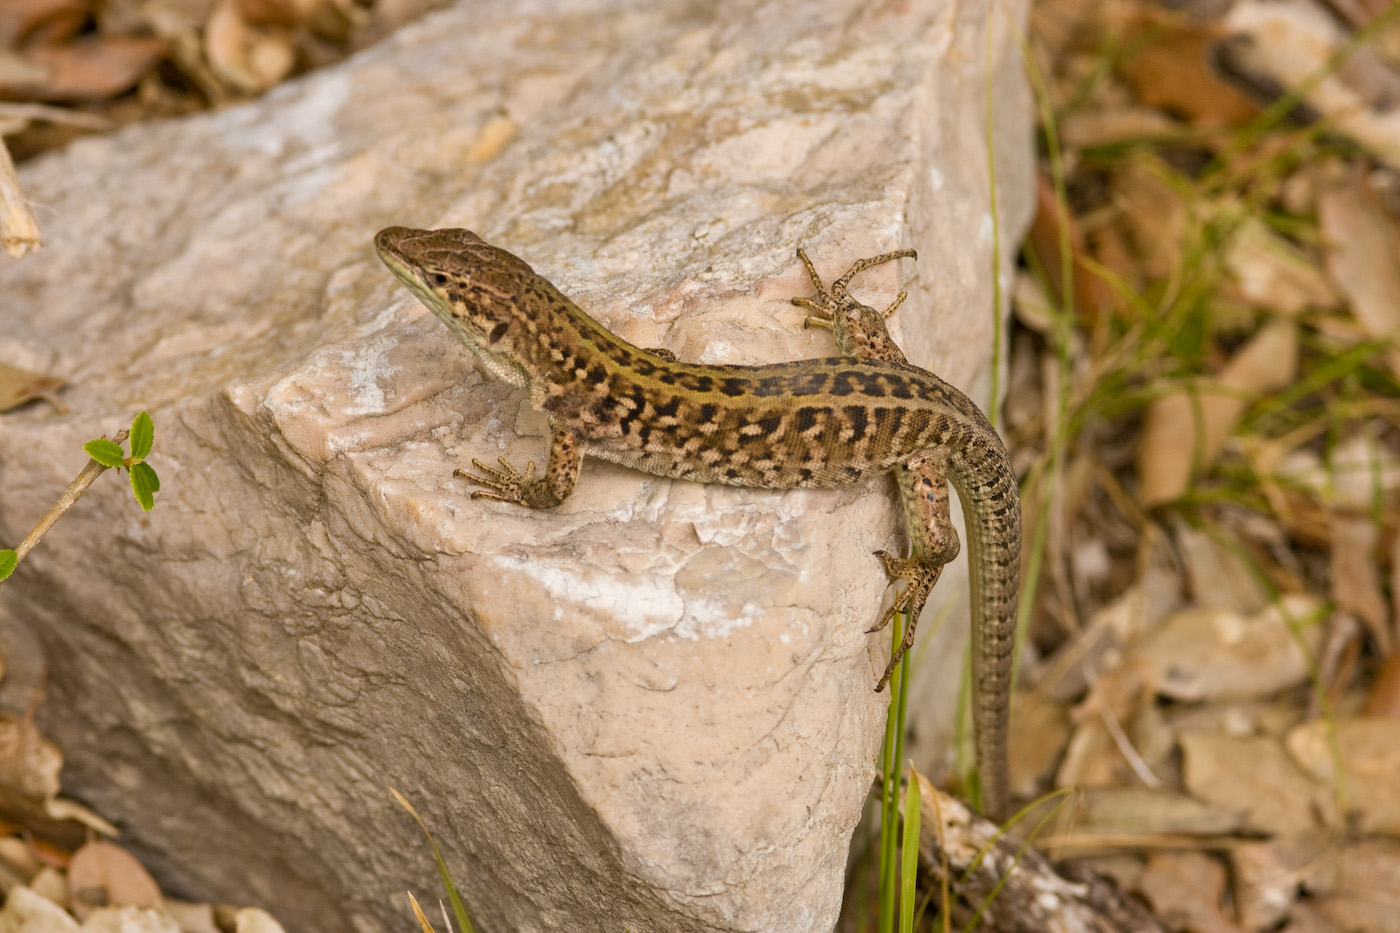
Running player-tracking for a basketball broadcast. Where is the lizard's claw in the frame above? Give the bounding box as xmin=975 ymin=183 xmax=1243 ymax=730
xmin=869 ymin=551 xmax=941 ymax=632
xmin=790 ymin=296 xmax=836 ymax=331
xmin=455 ymin=456 xmax=536 ymax=504
xmin=869 ymin=549 xmax=945 ymax=692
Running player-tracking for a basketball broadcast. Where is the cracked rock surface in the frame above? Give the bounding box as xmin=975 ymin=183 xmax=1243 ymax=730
xmin=0 ymin=0 xmax=1031 ymax=930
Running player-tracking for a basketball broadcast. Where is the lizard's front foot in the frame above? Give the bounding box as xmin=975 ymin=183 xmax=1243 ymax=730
xmin=870 ymin=549 xmax=944 ymax=692
xmin=455 ymin=457 xmax=536 ymax=504
xmin=790 ymin=297 xmax=837 ymax=332
xmin=790 ymin=247 xmax=838 ymax=330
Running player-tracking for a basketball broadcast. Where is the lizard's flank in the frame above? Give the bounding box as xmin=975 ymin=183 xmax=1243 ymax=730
xmin=374 ymin=225 xmax=1021 ymax=820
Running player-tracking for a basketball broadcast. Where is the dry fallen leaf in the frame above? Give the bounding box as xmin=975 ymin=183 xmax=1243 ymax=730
xmin=1029 ymin=0 xmax=1105 ymax=62
xmin=1243 ymin=438 xmax=1333 ymax=549
xmin=1365 ymin=653 xmax=1400 ymax=717
xmin=1128 ymin=593 xmax=1324 ymax=702
xmin=1058 ymin=786 xmax=1244 ymax=838
xmin=95 ymin=0 xmax=217 ymax=40
xmin=0 ymin=100 xmax=114 ymax=136
xmin=1286 ymin=718 xmax=1400 ymax=836
xmin=1223 ymin=217 xmax=1340 ymax=316
xmin=1020 ymin=1 xmax=1400 ymax=931
xmin=1137 ymin=320 xmax=1298 ymax=507
xmin=29 ymin=865 xmax=69 ymax=909
xmin=0 ymin=37 xmax=170 ymax=101
xmin=1176 ymin=522 xmax=1271 ymax=615
xmin=239 ymin=0 xmax=305 ymax=29
xmin=0 ymin=0 xmax=90 ymax=49
xmin=1329 ymin=512 xmax=1391 ymax=653
xmin=0 ymin=713 xmax=62 ymax=808
xmin=1307 ymin=840 xmax=1400 ymax=933
xmin=67 ymin=840 xmax=162 ymax=922
xmin=1179 ymin=731 xmax=1328 ymax=835
xmin=1034 ymin=539 xmax=1186 ymax=704
xmin=1115 ymin=19 xmax=1259 ymax=128
xmin=350 ymin=0 xmax=446 ymax=48
xmin=0 ymin=49 xmax=50 ymax=88
xmin=1007 ymin=694 xmax=1072 ymax=800
xmin=1318 ymin=169 xmax=1400 ymax=382
xmin=0 ymin=360 xmax=64 ymax=411
xmin=1057 ymin=665 xmax=1161 ymax=790
xmin=1137 ymin=850 xmax=1244 ymax=933
xmin=1282 ymin=901 xmax=1346 ymax=933
xmin=205 ymin=0 xmax=294 ymax=94
xmin=0 ymin=833 xmax=41 ymax=878
xmin=1327 ymin=430 xmax=1397 ymax=652
xmin=1229 ymin=831 xmax=1336 ymax=931
xmin=0 ymin=711 xmax=116 ymax=843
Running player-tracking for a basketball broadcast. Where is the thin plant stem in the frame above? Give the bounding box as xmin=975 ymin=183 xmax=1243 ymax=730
xmin=9 ymin=429 xmax=128 ymax=570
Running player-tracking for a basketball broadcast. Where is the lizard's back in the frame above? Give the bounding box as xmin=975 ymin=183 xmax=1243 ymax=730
xmin=540 ymin=351 xmax=1001 ymax=490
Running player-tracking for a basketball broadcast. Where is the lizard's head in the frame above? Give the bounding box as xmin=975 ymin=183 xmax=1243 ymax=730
xmin=374 ymin=226 xmax=537 ymax=386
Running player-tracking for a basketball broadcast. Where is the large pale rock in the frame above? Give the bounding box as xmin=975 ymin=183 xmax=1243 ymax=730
xmin=0 ymin=0 xmax=1031 ymax=931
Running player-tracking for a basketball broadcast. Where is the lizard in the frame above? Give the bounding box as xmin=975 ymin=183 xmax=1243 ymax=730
xmin=373 ymin=226 xmax=1022 ymax=819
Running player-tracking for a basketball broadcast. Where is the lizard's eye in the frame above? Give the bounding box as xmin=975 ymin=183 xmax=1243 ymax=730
xmin=431 ymin=273 xmax=450 ymax=286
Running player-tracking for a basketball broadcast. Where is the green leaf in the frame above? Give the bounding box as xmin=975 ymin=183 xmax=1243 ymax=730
xmin=84 ymin=438 xmax=126 ymax=468
xmin=130 ymin=462 xmax=160 ymax=511
xmin=129 ymin=411 xmax=154 ymax=460
xmin=0 ymin=550 xmax=15 ymax=582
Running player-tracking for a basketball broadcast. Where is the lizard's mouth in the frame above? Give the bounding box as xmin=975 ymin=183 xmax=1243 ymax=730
xmin=374 ymin=231 xmax=439 ymax=308
xmin=373 ymin=227 xmax=421 ymax=275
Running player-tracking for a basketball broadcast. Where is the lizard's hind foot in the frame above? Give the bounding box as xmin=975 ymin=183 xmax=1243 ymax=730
xmin=870 ymin=550 xmax=944 ymax=692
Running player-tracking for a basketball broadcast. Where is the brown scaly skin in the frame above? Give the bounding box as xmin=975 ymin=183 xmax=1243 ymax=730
xmin=374 ymin=226 xmax=1022 ymax=819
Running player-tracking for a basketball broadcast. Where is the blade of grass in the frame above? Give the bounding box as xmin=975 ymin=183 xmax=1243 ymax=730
xmin=878 ymin=611 xmax=911 ymax=933
xmin=392 ymin=787 xmax=477 ymax=933
xmin=407 ymin=893 xmax=441 ymax=933
xmin=899 ymin=761 xmax=922 ymax=933
xmin=985 ymin=12 xmax=1006 ymax=430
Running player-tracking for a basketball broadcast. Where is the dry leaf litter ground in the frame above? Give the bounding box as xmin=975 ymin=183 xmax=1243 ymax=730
xmin=5 ymin=0 xmax=1400 ymax=931
xmin=841 ymin=0 xmax=1400 ymax=929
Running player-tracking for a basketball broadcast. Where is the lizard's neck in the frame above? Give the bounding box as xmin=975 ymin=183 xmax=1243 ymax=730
xmin=510 ymin=279 xmax=663 ymax=391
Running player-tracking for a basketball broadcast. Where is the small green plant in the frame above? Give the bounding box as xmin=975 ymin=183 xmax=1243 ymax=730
xmin=82 ymin=411 xmax=160 ymax=512
xmin=0 ymin=411 xmax=161 ymax=583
